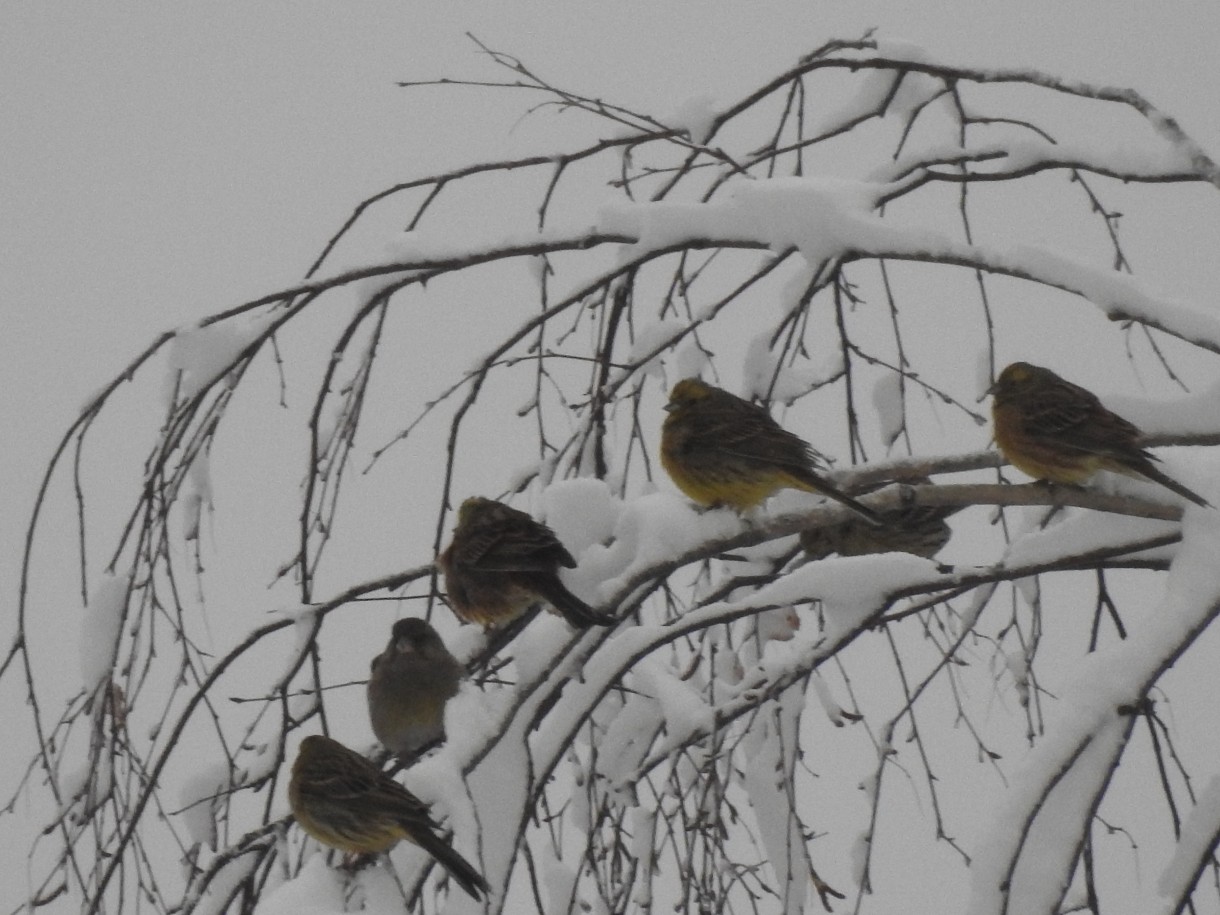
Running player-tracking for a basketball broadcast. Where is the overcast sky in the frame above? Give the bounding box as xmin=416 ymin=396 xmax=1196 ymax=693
xmin=4 ymin=4 xmax=1220 ymax=911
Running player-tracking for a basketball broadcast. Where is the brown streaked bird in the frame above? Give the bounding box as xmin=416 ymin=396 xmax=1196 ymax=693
xmin=288 ymin=734 xmax=489 ymax=900
xmin=989 ymin=361 xmax=1210 ymax=507
xmin=439 ymin=496 xmax=615 ymax=628
xmin=660 ymin=377 xmax=882 ymax=524
xmin=800 ymin=478 xmax=957 ymax=560
xmin=367 ymin=618 xmax=463 ymax=760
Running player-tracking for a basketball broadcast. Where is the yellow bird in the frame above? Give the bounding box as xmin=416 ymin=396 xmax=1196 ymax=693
xmin=660 ymin=377 xmax=882 ymax=523
xmin=989 ymin=361 xmax=1209 ymax=507
xmin=289 ymin=734 xmax=488 ymax=900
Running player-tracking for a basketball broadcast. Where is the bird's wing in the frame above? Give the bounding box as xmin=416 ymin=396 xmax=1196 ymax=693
xmin=307 ymin=753 xmax=442 ymax=830
xmin=697 ymin=400 xmax=827 ymax=473
xmin=303 ymin=759 xmax=384 ymax=806
xmin=461 ymin=520 xmax=576 ymax=572
xmin=1025 ymin=378 xmax=1145 ymax=458
xmin=380 ymin=780 xmax=442 ymax=831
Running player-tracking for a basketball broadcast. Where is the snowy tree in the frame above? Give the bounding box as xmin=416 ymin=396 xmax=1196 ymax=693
xmin=9 ymin=34 xmax=1220 ymax=915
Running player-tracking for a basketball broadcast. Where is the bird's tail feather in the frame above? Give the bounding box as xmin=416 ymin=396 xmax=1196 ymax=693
xmin=416 ymin=831 xmax=489 ymax=901
xmin=1135 ymin=462 xmax=1211 ymax=508
xmin=821 ymin=486 xmax=884 ymax=526
xmin=536 ymin=578 xmax=616 ymax=628
xmin=794 ymin=473 xmax=884 ymax=527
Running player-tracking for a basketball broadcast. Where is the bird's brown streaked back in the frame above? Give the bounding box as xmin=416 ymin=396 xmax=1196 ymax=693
xmin=990 ymin=361 xmax=1210 ymax=508
xmin=661 ymin=377 xmax=883 ymax=524
xmin=439 ymin=497 xmax=615 ymax=628
xmin=289 ymin=734 xmax=489 ymax=900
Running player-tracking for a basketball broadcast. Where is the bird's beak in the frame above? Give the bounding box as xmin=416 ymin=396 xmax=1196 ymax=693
xmin=977 ymin=380 xmax=998 ymax=404
xmin=663 ymin=401 xmax=678 ymax=413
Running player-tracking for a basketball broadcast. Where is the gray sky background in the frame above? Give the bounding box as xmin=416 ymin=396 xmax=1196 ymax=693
xmin=4 ymin=3 xmax=1220 ymax=910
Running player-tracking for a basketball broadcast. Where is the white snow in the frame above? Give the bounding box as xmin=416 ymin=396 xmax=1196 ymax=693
xmin=665 ymin=93 xmax=719 ymax=146
xmin=741 ymin=686 xmax=810 ymax=915
xmin=740 ymin=332 xmax=844 ymax=406
xmin=1005 ymin=134 xmax=1193 ymax=177
xmin=808 ymin=670 xmax=846 ymax=726
xmin=164 ymin=307 xmax=278 ymax=406
xmin=1156 ymin=774 xmax=1220 ymax=911
xmin=671 ymin=338 xmax=712 ymax=380
xmin=542 ymin=478 xmax=622 ymax=562
xmin=628 ymin=805 xmax=657 ymax=908
xmin=595 ymin=178 xmax=1220 ymax=355
xmin=178 ymin=763 xmax=229 ymax=850
xmin=252 ymin=855 xmax=344 ymax=915
xmin=754 ymin=605 xmax=801 ymax=644
xmin=463 ymin=699 xmax=533 ymax=902
xmin=402 ymin=752 xmax=481 ymax=846
xmin=190 ymin=854 xmax=263 ymax=915
xmin=726 ymin=552 xmax=945 ymax=646
xmin=592 ymin=493 xmax=741 ymax=602
xmin=1002 ymin=649 xmax=1030 ymax=707
xmin=531 ymin=546 xmax=951 ymax=813
xmin=79 ymin=571 xmax=130 ymax=694
xmin=1002 ymin=510 xmax=1178 ymax=570
xmin=598 ymin=687 xmax=664 ymax=788
xmin=636 ymin=660 xmax=715 ymax=745
xmin=1011 ymin=245 xmax=1220 ymax=346
xmin=974 ymin=351 xmax=994 ymax=401
xmin=711 ymin=636 xmax=744 ymax=684
xmin=965 ymin=505 xmax=1220 ymax=914
xmin=440 ymin=679 xmax=506 ymax=763
xmin=352 ymin=863 xmax=407 ymax=915
xmin=597 ymin=176 xmax=878 ymax=266
xmin=871 ymin=371 xmax=905 ymax=449
xmin=510 ymin=613 xmax=581 ymax=683
xmin=182 ymin=446 xmax=213 ymax=542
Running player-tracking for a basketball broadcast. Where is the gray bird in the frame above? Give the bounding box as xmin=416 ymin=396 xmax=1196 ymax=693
xmin=367 ymin=618 xmax=463 ymax=759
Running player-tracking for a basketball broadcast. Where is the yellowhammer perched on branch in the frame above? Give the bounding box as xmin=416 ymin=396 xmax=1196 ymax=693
xmin=439 ymin=496 xmax=615 ymax=628
xmin=989 ymin=361 xmax=1210 ymax=507
xmin=661 ymin=377 xmax=882 ymax=523
xmin=288 ymin=735 xmax=488 ymax=900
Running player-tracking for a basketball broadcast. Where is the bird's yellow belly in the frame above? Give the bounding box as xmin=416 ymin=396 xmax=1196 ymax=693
xmin=994 ymin=420 xmax=1095 ymax=485
xmin=664 ymin=450 xmax=825 ymax=510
